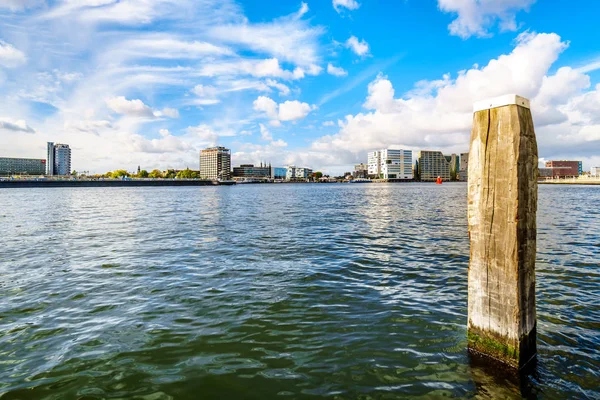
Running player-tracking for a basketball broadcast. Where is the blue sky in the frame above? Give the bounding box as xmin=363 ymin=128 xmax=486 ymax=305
xmin=0 ymin=0 xmax=599 ymax=174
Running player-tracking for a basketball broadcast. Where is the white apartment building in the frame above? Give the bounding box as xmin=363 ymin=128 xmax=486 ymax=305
xmin=200 ymin=146 xmax=231 ymax=180
xmin=591 ymin=167 xmax=600 ymax=177
xmin=286 ymin=166 xmax=313 ymax=180
xmin=368 ymin=149 xmax=413 ymax=179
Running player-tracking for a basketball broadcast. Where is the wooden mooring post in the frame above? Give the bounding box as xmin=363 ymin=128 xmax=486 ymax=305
xmin=467 ymin=94 xmax=538 ymax=369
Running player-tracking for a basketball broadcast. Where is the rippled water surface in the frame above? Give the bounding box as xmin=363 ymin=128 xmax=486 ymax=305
xmin=1 ymin=184 xmax=598 ymax=399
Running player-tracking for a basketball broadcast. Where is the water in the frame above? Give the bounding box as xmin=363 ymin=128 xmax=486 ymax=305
xmin=0 ymin=183 xmax=598 ymax=399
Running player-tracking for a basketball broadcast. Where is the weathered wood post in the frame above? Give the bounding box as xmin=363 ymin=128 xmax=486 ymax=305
xmin=467 ymin=94 xmax=538 ymax=369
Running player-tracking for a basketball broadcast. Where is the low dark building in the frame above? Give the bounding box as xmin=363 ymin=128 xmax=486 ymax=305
xmin=545 ymin=160 xmax=582 ymax=178
xmin=232 ymin=163 xmax=272 ymax=179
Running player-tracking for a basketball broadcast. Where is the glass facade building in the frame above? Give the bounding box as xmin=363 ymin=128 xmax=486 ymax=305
xmin=0 ymin=157 xmax=46 ymax=176
xmin=46 ymin=142 xmax=72 ymax=176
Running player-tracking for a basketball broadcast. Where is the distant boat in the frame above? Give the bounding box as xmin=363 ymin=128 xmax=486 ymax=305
xmin=436 ymin=176 xmax=443 ymax=185
xmin=350 ymin=178 xmax=372 ymax=183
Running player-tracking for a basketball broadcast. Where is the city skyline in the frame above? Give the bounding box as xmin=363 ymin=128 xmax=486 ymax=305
xmin=0 ymin=1 xmax=599 ymax=175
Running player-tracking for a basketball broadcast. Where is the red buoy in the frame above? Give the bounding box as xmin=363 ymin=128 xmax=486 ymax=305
xmin=436 ymin=176 xmax=443 ymax=185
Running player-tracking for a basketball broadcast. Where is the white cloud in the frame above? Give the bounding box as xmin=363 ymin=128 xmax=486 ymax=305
xmin=327 ymin=63 xmax=348 ymax=77
xmin=106 ymin=97 xmax=179 ymax=119
xmin=259 ymin=123 xmax=272 ymax=141
xmin=159 ymin=128 xmax=170 ymax=137
xmin=253 ymin=95 xmax=316 ymax=123
xmin=119 ymin=36 xmax=233 ymax=59
xmin=106 ymin=96 xmax=155 ymax=117
xmin=253 ymin=96 xmax=279 ymax=120
xmin=0 ymin=0 xmax=43 ymax=11
xmin=208 ymin=3 xmax=324 ymax=67
xmin=157 ymin=108 xmax=180 ymax=118
xmin=0 ymin=41 xmax=26 ymax=68
xmin=265 ymin=79 xmax=291 ymax=96
xmin=191 ymin=84 xmax=218 ymax=97
xmin=311 ymin=32 xmax=600 ymax=170
xmin=198 ymin=58 xmax=305 ymax=81
xmin=322 ymin=121 xmax=335 ymax=126
xmin=345 ymin=36 xmax=370 ymax=57
xmin=64 ymin=119 xmax=112 ymax=134
xmin=278 ymin=100 xmax=315 ymax=121
xmin=0 ymin=118 xmax=35 ymax=133
xmin=438 ymin=0 xmax=536 ymax=39
xmin=333 ymin=0 xmax=360 ymax=13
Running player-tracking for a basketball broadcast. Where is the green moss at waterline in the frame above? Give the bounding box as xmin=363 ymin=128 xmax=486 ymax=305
xmin=468 ymin=330 xmax=519 ymax=367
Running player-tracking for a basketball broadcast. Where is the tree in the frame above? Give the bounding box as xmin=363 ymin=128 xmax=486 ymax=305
xmin=111 ymin=169 xmax=130 ymax=179
xmin=315 ymin=171 xmax=323 ymax=180
xmin=71 ymin=170 xmax=78 ymax=177
xmin=149 ymin=169 xmax=163 ymax=179
xmin=176 ymin=168 xmax=199 ymax=179
xmin=164 ymin=170 xmax=176 ymax=179
xmin=138 ymin=169 xmax=149 ymax=178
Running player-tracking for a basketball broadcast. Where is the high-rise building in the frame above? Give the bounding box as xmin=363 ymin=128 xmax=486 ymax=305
xmin=0 ymin=157 xmax=46 ymax=176
xmin=417 ymin=150 xmax=451 ymax=181
xmin=367 ymin=149 xmax=413 ymax=179
xmin=545 ymin=160 xmax=581 ymax=178
xmin=591 ymin=167 xmax=600 ymax=177
xmin=272 ymin=167 xmax=287 ymax=180
xmin=200 ymin=146 xmax=231 ymax=180
xmin=46 ymin=142 xmax=71 ymax=176
xmin=459 ymin=152 xmax=469 ymax=182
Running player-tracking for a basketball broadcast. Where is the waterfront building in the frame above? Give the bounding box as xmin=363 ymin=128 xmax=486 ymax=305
xmin=445 ymin=154 xmax=459 ymax=180
xmin=200 ymin=146 xmax=231 ymax=180
xmin=0 ymin=157 xmax=46 ymax=176
xmin=545 ymin=160 xmax=582 ymax=178
xmin=367 ymin=149 xmax=413 ymax=179
xmin=272 ymin=167 xmax=287 ymax=180
xmin=459 ymin=152 xmax=469 ymax=181
xmin=417 ymin=150 xmax=451 ymax=181
xmin=286 ymin=166 xmax=313 ymax=180
xmin=353 ymin=163 xmax=368 ymax=178
xmin=591 ymin=167 xmax=600 ymax=177
xmin=232 ymin=163 xmax=272 ymax=180
xmin=46 ymin=142 xmax=72 ymax=176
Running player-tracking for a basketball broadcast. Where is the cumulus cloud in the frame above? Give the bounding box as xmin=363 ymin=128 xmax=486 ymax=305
xmin=327 ymin=63 xmax=348 ymax=77
xmin=253 ymin=95 xmax=316 ymax=123
xmin=64 ymin=119 xmax=113 ymax=135
xmin=333 ymin=0 xmax=360 ymax=12
xmin=322 ymin=120 xmax=335 ymax=127
xmin=106 ymin=96 xmax=179 ymax=118
xmin=311 ymin=32 xmax=600 ymax=169
xmin=0 ymin=41 xmax=26 ymax=68
xmin=279 ymin=100 xmax=315 ymax=121
xmin=0 ymin=118 xmax=35 ymax=133
xmin=345 ymin=36 xmax=370 ymax=57
xmin=438 ymin=0 xmax=536 ymax=39
xmin=265 ymin=79 xmax=291 ymax=96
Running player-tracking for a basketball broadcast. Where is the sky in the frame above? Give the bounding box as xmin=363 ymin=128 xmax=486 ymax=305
xmin=0 ymin=0 xmax=599 ymax=175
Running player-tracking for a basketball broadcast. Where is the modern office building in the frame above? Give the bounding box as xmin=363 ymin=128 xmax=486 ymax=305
xmin=417 ymin=150 xmax=451 ymax=181
xmin=272 ymin=167 xmax=287 ymax=180
xmin=591 ymin=167 xmax=600 ymax=177
xmin=232 ymin=163 xmax=272 ymax=180
xmin=368 ymin=149 xmax=413 ymax=180
xmin=459 ymin=152 xmax=469 ymax=181
xmin=200 ymin=146 xmax=231 ymax=180
xmin=46 ymin=142 xmax=72 ymax=176
xmin=353 ymin=163 xmax=368 ymax=178
xmin=286 ymin=166 xmax=313 ymax=180
xmin=544 ymin=160 xmax=582 ymax=178
xmin=0 ymin=157 xmax=46 ymax=176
